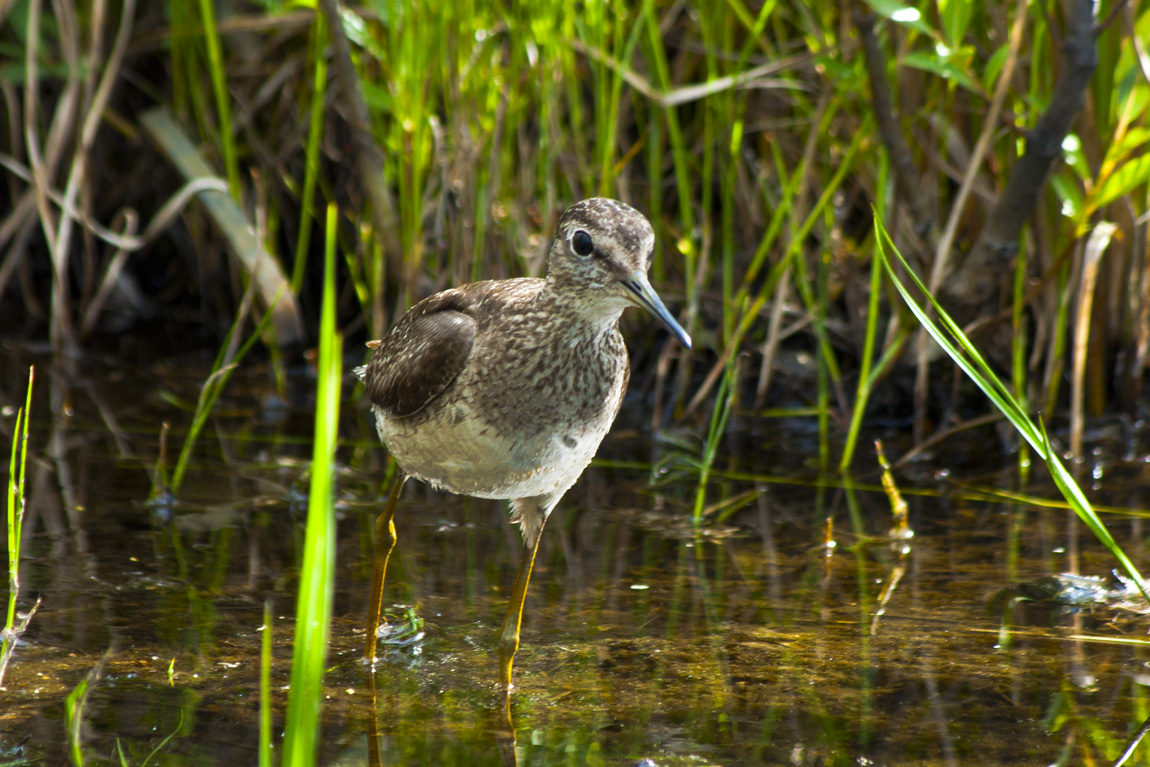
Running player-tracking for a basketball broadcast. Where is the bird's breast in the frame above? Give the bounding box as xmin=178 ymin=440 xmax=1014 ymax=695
xmin=373 ymin=328 xmax=628 ymax=500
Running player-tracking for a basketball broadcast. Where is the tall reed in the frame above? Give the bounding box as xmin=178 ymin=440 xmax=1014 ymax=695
xmin=282 ymin=204 xmax=342 ymax=766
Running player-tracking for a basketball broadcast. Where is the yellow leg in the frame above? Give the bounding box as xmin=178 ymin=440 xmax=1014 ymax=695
xmin=367 ymin=673 xmax=383 ymax=767
xmin=365 ymin=475 xmax=406 ymax=663
xmin=495 ymin=689 xmax=518 ymax=767
xmin=498 ymin=534 xmax=542 ymax=691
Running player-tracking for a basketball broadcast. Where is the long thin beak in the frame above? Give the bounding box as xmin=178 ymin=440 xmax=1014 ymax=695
xmin=621 ymin=271 xmax=692 ymax=349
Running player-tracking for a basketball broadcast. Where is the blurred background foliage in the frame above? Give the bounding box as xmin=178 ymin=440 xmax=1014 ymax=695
xmin=1 ymin=0 xmax=1149 ymax=458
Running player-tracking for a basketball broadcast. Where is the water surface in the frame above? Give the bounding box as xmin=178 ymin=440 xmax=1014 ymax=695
xmin=2 ymin=351 xmax=1150 ymax=766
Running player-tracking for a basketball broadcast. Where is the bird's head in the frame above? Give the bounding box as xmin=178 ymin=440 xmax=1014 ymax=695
xmin=547 ymin=198 xmax=691 ymax=348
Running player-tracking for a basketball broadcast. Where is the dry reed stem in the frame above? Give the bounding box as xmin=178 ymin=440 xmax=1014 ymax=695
xmin=1070 ymin=223 xmax=1116 ymax=459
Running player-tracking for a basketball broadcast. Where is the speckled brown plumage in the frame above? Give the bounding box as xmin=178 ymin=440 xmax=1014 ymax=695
xmin=356 ymin=197 xmax=690 ymax=685
xmin=358 ymin=197 xmax=690 ymax=545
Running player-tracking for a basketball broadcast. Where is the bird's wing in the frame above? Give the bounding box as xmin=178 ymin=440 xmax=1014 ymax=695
xmin=362 ymin=290 xmax=477 ymax=418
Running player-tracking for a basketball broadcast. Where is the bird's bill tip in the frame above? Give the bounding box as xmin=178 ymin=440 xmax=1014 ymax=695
xmin=622 ymin=272 xmax=692 ymax=349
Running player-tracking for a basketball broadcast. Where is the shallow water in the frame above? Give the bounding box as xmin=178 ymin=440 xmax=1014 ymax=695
xmin=3 ymin=350 xmax=1150 ymax=766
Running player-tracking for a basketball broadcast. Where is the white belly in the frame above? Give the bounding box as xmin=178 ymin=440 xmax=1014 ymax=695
xmin=373 ymin=399 xmax=609 ymax=501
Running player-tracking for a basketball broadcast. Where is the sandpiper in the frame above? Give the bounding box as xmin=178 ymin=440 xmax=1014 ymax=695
xmin=357 ymin=197 xmax=691 ymax=689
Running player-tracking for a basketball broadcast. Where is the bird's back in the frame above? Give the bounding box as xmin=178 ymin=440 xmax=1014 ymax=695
xmin=363 ymin=277 xmax=629 ymax=504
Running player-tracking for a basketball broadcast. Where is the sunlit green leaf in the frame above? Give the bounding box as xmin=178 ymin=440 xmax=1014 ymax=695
xmin=1113 ymin=62 xmax=1147 ymax=118
xmin=1091 ymin=152 xmax=1150 ymax=213
xmin=903 ymin=51 xmax=977 ymax=93
xmin=1103 ymin=127 xmax=1150 ymax=167
xmin=981 ymin=44 xmax=1011 ymax=92
xmin=939 ymin=0 xmax=974 ymax=47
xmin=861 ymin=0 xmax=933 ymax=35
xmin=361 ymin=81 xmax=393 ymax=113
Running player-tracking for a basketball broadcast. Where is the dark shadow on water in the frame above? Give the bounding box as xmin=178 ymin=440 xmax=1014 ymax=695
xmin=3 ymin=354 xmax=1150 ymax=765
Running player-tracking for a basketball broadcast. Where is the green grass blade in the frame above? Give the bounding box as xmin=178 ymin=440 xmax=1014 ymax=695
xmin=692 ymin=357 xmax=738 ymax=524
xmin=169 ymin=291 xmax=279 ymax=496
xmin=2 ymin=404 xmax=18 ymax=637
xmin=65 ymin=652 xmax=110 ymax=767
xmin=874 ymin=217 xmax=1149 ymax=601
xmin=1037 ymin=419 xmax=1145 ymax=593
xmin=259 ymin=599 xmax=273 ymax=767
xmin=291 ymin=9 xmax=329 ymax=294
xmin=282 ymin=204 xmax=342 ymax=766
xmin=137 ymin=711 xmax=186 ymax=767
xmin=196 ymin=0 xmax=240 ymax=198
xmin=3 ymin=367 xmax=33 ymax=669
xmin=877 ymin=225 xmax=1029 ymax=435
xmin=841 ymin=156 xmax=889 ymax=471
xmin=642 ymin=0 xmax=696 ymax=309
xmin=65 ymin=674 xmax=91 ymax=767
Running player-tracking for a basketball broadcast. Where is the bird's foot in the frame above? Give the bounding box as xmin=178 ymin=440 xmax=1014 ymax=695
xmin=377 ymin=605 xmax=424 ymax=646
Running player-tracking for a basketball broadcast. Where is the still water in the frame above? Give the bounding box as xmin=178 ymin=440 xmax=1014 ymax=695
xmin=3 ymin=350 xmax=1150 ymax=765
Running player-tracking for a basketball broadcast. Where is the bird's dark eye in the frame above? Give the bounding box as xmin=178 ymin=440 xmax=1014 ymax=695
xmin=571 ymin=230 xmax=594 ymax=257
